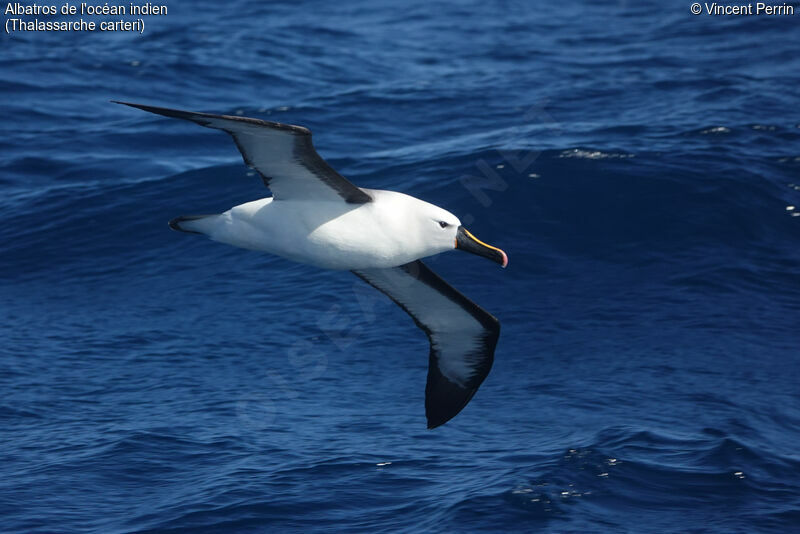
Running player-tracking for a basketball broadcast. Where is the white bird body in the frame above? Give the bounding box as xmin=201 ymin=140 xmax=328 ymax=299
xmin=189 ymin=190 xmax=461 ymax=270
xmin=117 ymin=101 xmax=507 ymax=429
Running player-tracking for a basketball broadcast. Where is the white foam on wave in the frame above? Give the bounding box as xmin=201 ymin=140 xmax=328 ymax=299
xmin=558 ymin=149 xmax=634 ymax=160
xmin=700 ymin=126 xmax=730 ymax=134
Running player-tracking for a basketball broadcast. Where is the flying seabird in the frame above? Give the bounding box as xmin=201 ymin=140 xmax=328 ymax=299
xmin=116 ymin=101 xmax=508 ymax=429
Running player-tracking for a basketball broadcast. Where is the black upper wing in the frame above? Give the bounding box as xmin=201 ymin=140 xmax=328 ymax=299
xmin=115 ymin=101 xmax=371 ymax=204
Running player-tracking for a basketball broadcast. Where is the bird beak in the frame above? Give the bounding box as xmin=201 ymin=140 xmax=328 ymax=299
xmin=455 ymin=226 xmax=508 ymax=268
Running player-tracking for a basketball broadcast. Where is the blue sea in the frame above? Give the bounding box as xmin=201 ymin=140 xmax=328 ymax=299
xmin=2 ymin=1 xmax=800 ymax=532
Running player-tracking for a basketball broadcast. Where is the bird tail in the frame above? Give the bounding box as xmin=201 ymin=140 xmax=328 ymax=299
xmin=168 ymin=214 xmax=217 ymax=235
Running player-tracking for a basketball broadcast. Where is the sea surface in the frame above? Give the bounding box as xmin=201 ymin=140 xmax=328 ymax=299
xmin=2 ymin=1 xmax=799 ymax=532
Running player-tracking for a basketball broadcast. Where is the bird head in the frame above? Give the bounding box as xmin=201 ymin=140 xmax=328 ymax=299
xmin=413 ymin=199 xmax=508 ymax=268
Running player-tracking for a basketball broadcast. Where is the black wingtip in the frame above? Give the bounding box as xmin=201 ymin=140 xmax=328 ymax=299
xmin=425 ymin=364 xmax=481 ymax=430
xmin=112 ymin=100 xmax=208 ymax=123
xmin=113 ymin=100 xmax=173 ymax=115
xmin=426 ymin=417 xmax=452 ymax=430
xmin=112 ymin=100 xmax=143 ymax=109
xmin=425 ymin=390 xmax=479 ymax=429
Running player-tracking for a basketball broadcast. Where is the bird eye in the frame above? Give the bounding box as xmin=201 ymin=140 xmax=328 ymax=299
xmin=438 ymin=221 xmax=449 ymax=228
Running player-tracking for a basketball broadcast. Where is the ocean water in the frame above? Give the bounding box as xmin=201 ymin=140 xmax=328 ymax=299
xmin=2 ymin=1 xmax=800 ymax=532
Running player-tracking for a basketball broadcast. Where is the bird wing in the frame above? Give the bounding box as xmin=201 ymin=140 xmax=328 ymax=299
xmin=352 ymin=260 xmax=500 ymax=429
xmin=114 ymin=101 xmax=372 ymax=204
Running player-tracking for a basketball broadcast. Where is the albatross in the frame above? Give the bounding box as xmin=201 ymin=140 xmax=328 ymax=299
xmin=116 ymin=101 xmax=508 ymax=429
